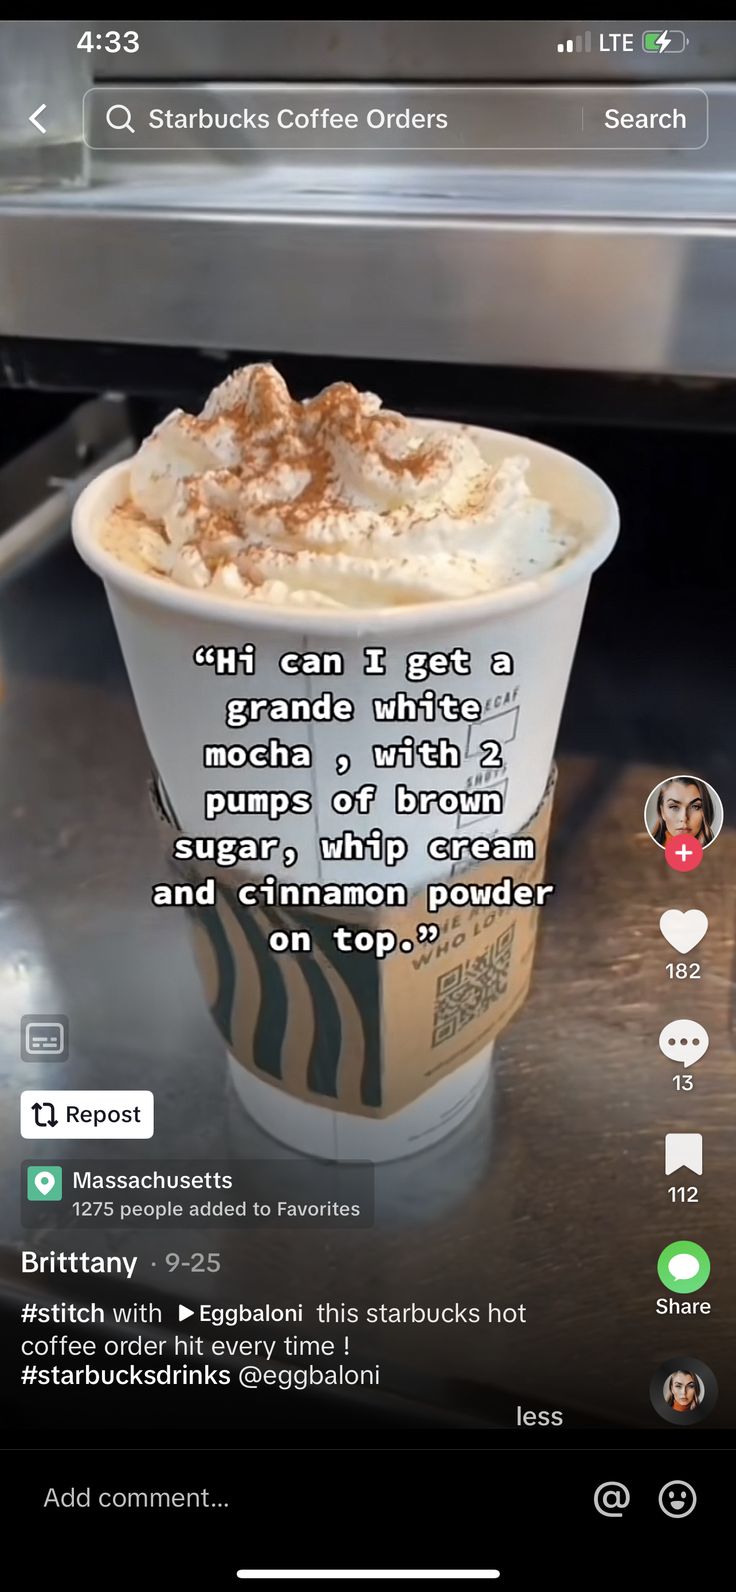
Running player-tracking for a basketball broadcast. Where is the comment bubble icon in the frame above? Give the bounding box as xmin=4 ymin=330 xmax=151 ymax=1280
xmin=669 ymin=1253 xmax=699 ymax=1281
xmin=658 ymin=1018 xmax=709 ymax=1066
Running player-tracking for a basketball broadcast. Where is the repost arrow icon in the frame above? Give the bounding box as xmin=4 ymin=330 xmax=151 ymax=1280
xmin=29 ymin=104 xmax=47 ymax=134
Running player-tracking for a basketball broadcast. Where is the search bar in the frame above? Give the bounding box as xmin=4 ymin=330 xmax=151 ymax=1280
xmin=234 ymin=1575 xmax=501 ymax=1582
xmin=83 ymin=86 xmax=709 ymax=152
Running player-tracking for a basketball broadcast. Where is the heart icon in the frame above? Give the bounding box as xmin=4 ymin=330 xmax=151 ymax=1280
xmin=659 ymin=909 xmax=708 ymax=954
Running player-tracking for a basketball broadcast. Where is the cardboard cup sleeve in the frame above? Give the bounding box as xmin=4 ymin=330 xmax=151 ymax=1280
xmin=149 ymin=767 xmax=556 ymax=1162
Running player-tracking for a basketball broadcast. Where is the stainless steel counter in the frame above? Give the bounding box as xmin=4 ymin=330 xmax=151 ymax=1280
xmin=2 ymin=83 xmax=736 ymax=376
xmin=2 ymin=530 xmax=734 ymax=1430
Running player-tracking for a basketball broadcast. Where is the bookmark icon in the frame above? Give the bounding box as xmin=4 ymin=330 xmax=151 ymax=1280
xmin=665 ymin=1133 xmax=703 ymax=1175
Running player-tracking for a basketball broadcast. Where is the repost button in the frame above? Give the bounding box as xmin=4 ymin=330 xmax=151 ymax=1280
xmin=20 ymin=1090 xmax=154 ymax=1139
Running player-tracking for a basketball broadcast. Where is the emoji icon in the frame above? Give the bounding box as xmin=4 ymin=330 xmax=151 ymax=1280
xmin=658 ymin=1481 xmax=697 ymax=1519
xmin=658 ymin=1019 xmax=709 ymax=1066
xmin=659 ymin=910 xmax=708 ymax=953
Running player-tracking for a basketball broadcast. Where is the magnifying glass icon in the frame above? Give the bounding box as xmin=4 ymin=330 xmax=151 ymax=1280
xmin=106 ymin=103 xmax=135 ymax=134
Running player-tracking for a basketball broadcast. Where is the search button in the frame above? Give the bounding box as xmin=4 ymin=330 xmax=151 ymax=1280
xmin=106 ymin=103 xmax=135 ymax=134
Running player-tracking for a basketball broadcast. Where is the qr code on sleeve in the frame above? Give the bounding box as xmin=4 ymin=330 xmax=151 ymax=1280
xmin=431 ymin=924 xmax=515 ymax=1047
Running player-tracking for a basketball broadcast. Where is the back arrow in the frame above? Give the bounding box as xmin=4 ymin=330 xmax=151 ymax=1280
xmin=29 ymin=104 xmax=47 ymax=134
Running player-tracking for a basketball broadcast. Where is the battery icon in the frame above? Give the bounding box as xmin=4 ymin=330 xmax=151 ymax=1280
xmin=642 ymin=29 xmax=687 ymax=52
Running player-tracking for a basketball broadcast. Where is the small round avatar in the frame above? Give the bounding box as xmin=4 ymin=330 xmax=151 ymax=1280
xmin=650 ymin=1357 xmax=717 ymax=1426
xmin=645 ymin=774 xmax=723 ymax=851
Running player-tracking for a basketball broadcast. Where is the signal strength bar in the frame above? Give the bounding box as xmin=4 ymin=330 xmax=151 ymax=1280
xmin=557 ymin=31 xmax=592 ymax=53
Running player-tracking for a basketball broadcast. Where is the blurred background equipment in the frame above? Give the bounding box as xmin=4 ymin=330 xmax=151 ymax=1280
xmin=0 ymin=21 xmax=90 ymax=190
xmin=1 ymin=19 xmax=736 ymax=375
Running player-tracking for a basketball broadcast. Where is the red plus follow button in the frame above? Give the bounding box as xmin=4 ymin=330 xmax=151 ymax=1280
xmin=665 ymin=833 xmax=703 ymax=872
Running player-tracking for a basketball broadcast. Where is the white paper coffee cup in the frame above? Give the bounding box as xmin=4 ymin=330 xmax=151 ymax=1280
xmin=228 ymin=1036 xmax=494 ymax=1162
xmin=72 ymin=425 xmax=618 ymax=893
xmin=73 ymin=423 xmax=617 ymax=1161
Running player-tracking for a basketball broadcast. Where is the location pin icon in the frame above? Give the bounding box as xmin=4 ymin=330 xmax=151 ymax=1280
xmin=34 ymin=1170 xmax=55 ymax=1196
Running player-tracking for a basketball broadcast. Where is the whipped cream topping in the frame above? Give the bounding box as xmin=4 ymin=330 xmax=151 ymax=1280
xmin=103 ymin=364 xmax=576 ymax=607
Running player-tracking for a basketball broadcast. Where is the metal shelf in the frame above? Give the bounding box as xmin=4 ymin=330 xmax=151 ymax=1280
xmin=1 ymin=86 xmax=736 ymax=376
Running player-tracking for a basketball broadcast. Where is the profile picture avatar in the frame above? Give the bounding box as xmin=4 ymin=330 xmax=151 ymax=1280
xmin=664 ymin=1368 xmax=704 ymax=1413
xmin=644 ymin=774 xmax=723 ymax=850
xmin=650 ymin=1355 xmax=718 ymax=1426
